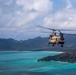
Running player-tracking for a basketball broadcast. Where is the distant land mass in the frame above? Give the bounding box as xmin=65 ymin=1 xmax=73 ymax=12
xmin=38 ymin=52 xmax=76 ymax=63
xmin=0 ymin=35 xmax=76 ymax=52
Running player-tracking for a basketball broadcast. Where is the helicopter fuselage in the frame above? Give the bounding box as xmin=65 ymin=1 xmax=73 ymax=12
xmin=48 ymin=35 xmax=64 ymax=47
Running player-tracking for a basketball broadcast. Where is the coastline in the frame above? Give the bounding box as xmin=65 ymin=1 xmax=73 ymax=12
xmin=38 ymin=52 xmax=76 ymax=63
xmin=0 ymin=51 xmax=64 ymax=53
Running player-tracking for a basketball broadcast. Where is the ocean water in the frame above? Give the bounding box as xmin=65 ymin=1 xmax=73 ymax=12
xmin=0 ymin=51 xmax=76 ymax=75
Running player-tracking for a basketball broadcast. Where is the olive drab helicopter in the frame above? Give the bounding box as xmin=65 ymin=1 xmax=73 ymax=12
xmin=37 ymin=25 xmax=76 ymax=47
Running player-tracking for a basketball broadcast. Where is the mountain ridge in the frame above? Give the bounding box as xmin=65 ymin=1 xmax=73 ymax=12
xmin=0 ymin=35 xmax=76 ymax=52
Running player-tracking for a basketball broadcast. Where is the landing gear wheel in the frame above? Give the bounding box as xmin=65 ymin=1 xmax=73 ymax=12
xmin=48 ymin=42 xmax=50 ymax=44
xmin=61 ymin=44 xmax=63 ymax=47
xmin=52 ymin=44 xmax=55 ymax=46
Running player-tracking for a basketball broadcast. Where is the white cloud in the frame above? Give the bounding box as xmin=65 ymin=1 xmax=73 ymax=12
xmin=1 ymin=0 xmax=76 ymax=39
xmin=7 ymin=0 xmax=53 ymax=30
xmin=43 ymin=0 xmax=76 ymax=30
xmin=16 ymin=0 xmax=52 ymax=12
xmin=0 ymin=0 xmax=53 ymax=32
xmin=14 ymin=0 xmax=53 ymax=30
xmin=66 ymin=0 xmax=72 ymax=9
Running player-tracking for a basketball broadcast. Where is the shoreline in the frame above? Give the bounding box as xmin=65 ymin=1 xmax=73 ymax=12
xmin=38 ymin=52 xmax=76 ymax=63
xmin=0 ymin=51 xmax=64 ymax=53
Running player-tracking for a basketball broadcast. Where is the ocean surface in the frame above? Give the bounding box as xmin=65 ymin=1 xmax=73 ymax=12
xmin=0 ymin=51 xmax=76 ymax=75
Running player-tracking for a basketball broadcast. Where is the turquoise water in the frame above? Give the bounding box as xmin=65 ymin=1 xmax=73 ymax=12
xmin=0 ymin=51 xmax=76 ymax=75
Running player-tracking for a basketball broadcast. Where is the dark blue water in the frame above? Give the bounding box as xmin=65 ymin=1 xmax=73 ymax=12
xmin=0 ymin=51 xmax=76 ymax=75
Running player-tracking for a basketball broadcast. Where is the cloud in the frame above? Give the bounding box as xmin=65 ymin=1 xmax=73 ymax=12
xmin=14 ymin=0 xmax=53 ymax=30
xmin=0 ymin=0 xmax=76 ymax=40
xmin=66 ymin=0 xmax=72 ymax=9
xmin=0 ymin=0 xmax=13 ymax=5
xmin=6 ymin=0 xmax=53 ymax=31
xmin=0 ymin=0 xmax=53 ymax=39
xmin=16 ymin=0 xmax=52 ymax=12
xmin=0 ymin=0 xmax=52 ymax=30
xmin=43 ymin=0 xmax=76 ymax=30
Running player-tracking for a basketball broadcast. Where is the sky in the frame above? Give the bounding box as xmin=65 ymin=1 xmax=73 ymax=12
xmin=0 ymin=0 xmax=76 ymax=40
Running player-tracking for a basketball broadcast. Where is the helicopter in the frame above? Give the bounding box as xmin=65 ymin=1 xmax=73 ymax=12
xmin=37 ymin=25 xmax=76 ymax=47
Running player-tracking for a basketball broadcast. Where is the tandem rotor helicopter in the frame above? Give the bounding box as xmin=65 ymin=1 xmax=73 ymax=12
xmin=37 ymin=25 xmax=76 ymax=47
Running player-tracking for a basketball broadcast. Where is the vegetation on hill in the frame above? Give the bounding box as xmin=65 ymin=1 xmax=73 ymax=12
xmin=38 ymin=52 xmax=76 ymax=63
xmin=0 ymin=35 xmax=76 ymax=51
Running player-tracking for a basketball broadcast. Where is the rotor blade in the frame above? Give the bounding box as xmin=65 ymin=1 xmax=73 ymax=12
xmin=37 ymin=25 xmax=53 ymax=30
xmin=63 ymin=33 xmax=76 ymax=35
xmin=37 ymin=25 xmax=76 ymax=31
xmin=40 ymin=30 xmax=76 ymax=35
xmin=56 ymin=29 xmax=76 ymax=31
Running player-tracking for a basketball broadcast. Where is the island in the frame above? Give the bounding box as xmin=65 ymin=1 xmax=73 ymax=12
xmin=37 ymin=52 xmax=76 ymax=63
